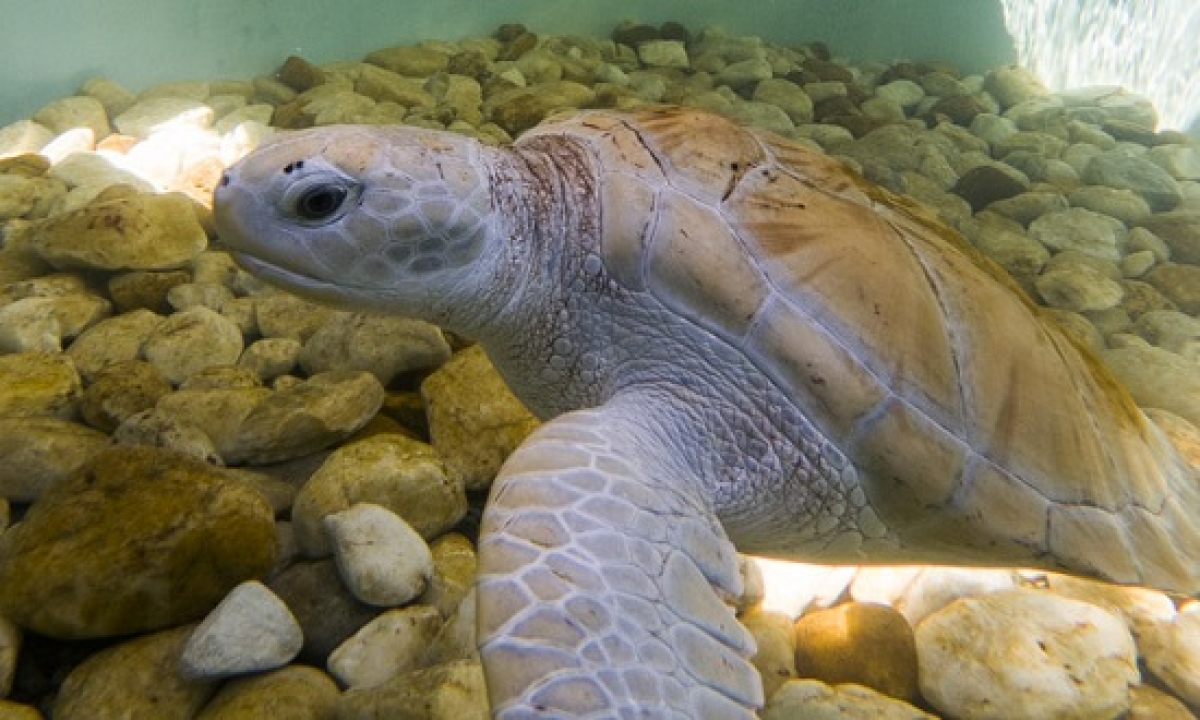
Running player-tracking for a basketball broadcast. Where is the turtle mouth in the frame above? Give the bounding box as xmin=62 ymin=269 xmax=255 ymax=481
xmin=229 ymin=251 xmax=366 ymax=307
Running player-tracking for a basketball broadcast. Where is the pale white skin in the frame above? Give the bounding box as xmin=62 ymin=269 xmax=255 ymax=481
xmin=214 ymin=108 xmax=1199 ymax=718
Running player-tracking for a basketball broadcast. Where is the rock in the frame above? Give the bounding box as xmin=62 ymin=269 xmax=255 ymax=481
xmin=349 ymin=67 xmax=432 ymax=109
xmin=253 ymin=292 xmax=337 ymax=342
xmin=0 ymin=292 xmax=111 ymax=352
xmin=224 ymin=370 xmax=385 ymax=465
xmin=113 ymin=406 xmax=223 ymax=462
xmin=267 ymin=559 xmax=381 ymax=664
xmin=365 ymin=45 xmax=450 ymax=77
xmin=180 ymin=581 xmax=302 ymax=679
xmin=142 ymin=305 xmax=245 ymax=384
xmin=196 ymin=665 xmax=340 ymax=719
xmin=276 ymin=55 xmax=326 ymax=92
xmin=32 ymin=96 xmax=111 ymax=138
xmin=107 ymin=269 xmax=191 ymax=314
xmin=793 ymin=602 xmax=919 ymax=702
xmin=875 ymin=80 xmax=924 ymax=110
xmin=1028 ymin=207 xmax=1126 ymax=262
xmin=238 ymin=337 xmax=302 ymax=382
xmin=1035 ymin=264 xmax=1124 ymax=312
xmin=419 ymin=533 xmax=478 ymax=619
xmin=485 ymin=81 xmax=595 ymax=135
xmin=65 ymin=308 xmax=164 ymax=380
xmin=328 ymin=604 xmax=443 ymax=688
xmin=915 ymin=588 xmax=1139 ymax=720
xmin=298 ymin=313 xmax=450 ymax=386
xmin=0 ymin=418 xmax=110 ymax=501
xmin=336 ymin=659 xmax=489 ymax=720
xmin=0 ymin=615 xmax=17 ymax=697
xmin=753 ymin=78 xmax=814 ymax=125
xmin=79 ymin=359 xmax=172 ymax=432
xmin=637 ymin=40 xmax=689 ymax=69
xmin=742 ymin=609 xmax=797 ymax=700
xmin=0 ymin=447 xmax=277 ymax=638
xmin=716 ymin=58 xmax=773 ymax=88
xmin=966 ymin=219 xmax=1049 ymax=279
xmin=761 ymin=679 xmax=937 ymax=720
xmin=53 ymin=625 xmax=216 ymax=720
xmin=984 ymin=66 xmax=1049 ymax=108
xmin=1136 ymin=210 xmax=1200 ymax=264
xmin=0 ymin=350 xmax=80 ymax=418
xmin=1134 ymin=310 xmax=1200 ymax=354
xmin=1044 ymin=573 xmax=1176 ymax=640
xmin=952 ymin=164 xmax=1030 ymax=212
xmin=983 ymin=191 xmax=1068 ymax=226
xmin=326 ymin=503 xmax=434 ymax=607
xmin=1083 ymin=153 xmax=1183 ymax=212
xmin=30 ymin=192 xmax=208 ymax=271
xmin=1145 ymin=263 xmax=1200 ymax=314
xmin=1140 ymin=604 xmax=1200 ymax=706
xmin=1147 ymin=144 xmax=1200 ymax=181
xmin=0 ymin=120 xmax=54 ymax=156
xmin=421 ymin=345 xmax=539 ymax=491
xmin=1068 ymin=185 xmax=1152 ymax=225
xmin=293 ymin=433 xmax=466 ymax=557
xmin=113 ymin=97 xmax=214 ymax=138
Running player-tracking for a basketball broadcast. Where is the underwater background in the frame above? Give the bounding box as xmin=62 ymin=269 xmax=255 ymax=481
xmin=0 ymin=0 xmax=1198 ymax=718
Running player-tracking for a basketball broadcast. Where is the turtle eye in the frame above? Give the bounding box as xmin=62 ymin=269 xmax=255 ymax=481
xmin=283 ymin=176 xmax=358 ymax=225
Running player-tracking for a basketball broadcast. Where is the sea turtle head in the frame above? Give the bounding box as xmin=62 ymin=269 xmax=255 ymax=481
xmin=214 ymin=125 xmax=513 ymax=327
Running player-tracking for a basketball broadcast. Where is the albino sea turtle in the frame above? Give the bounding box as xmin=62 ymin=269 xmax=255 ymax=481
xmin=214 ymin=106 xmax=1199 ymax=717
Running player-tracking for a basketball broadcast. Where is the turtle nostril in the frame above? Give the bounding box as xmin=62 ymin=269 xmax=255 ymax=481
xmin=219 ymin=174 xmax=231 ymax=187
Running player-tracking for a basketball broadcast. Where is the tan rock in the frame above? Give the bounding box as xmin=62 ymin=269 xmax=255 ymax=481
xmin=0 ymin=350 xmax=80 ymax=418
xmin=0 ymin=447 xmax=277 ymax=638
xmin=65 ymin=307 xmax=164 ymax=381
xmin=292 ymin=433 xmax=466 ymax=557
xmin=328 ymin=604 xmax=443 ymax=688
xmin=419 ymin=533 xmax=478 ymax=619
xmin=794 ymin=602 xmax=920 ymax=703
xmin=53 ymin=625 xmax=216 ymax=720
xmin=743 ymin=608 xmax=797 ymax=700
xmin=422 ymin=345 xmax=539 ymax=491
xmin=30 ymin=192 xmax=207 ymax=272
xmin=762 ymin=679 xmax=936 ymax=720
xmin=226 ymin=370 xmax=385 ymax=465
xmin=0 ymin=418 xmax=110 ymax=501
xmin=336 ymin=659 xmax=488 ymax=720
xmin=32 ymin=96 xmax=110 ymax=138
xmin=78 ymin=359 xmax=172 ymax=432
xmin=142 ymin=305 xmax=244 ymax=385
xmin=0 ymin=615 xmax=18 ymax=697
xmin=298 ymin=312 xmax=450 ymax=386
xmin=196 ymin=665 xmax=340 ymax=719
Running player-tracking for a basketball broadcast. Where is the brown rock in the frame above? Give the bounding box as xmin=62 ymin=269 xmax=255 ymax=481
xmin=421 ymin=345 xmax=539 ymax=491
xmin=953 ymin=165 xmax=1031 ymax=212
xmin=53 ymin=625 xmax=216 ymax=720
xmin=794 ymin=602 xmax=920 ymax=702
xmin=268 ymin=559 xmax=381 ymax=664
xmin=1145 ymin=263 xmax=1200 ymax=315
xmin=277 ymin=55 xmax=326 ymax=92
xmin=0 ymin=350 xmax=80 ymax=418
xmin=79 ymin=359 xmax=172 ymax=432
xmin=197 ymin=664 xmax=340 ymax=719
xmin=0 ymin=447 xmax=277 ymax=638
xmin=0 ymin=418 xmax=110 ymax=501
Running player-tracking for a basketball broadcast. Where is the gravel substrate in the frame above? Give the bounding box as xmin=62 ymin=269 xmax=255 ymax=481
xmin=0 ymin=20 xmax=1198 ymax=719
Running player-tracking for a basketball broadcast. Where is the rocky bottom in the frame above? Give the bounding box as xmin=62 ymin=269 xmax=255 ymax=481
xmin=0 ymin=18 xmax=1198 ymax=720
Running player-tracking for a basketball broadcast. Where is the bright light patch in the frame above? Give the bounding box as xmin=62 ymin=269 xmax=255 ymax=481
xmin=1000 ymin=0 xmax=1200 ymax=133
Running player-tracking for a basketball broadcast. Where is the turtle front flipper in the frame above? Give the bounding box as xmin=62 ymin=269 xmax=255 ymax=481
xmin=477 ymin=403 xmax=763 ymax=718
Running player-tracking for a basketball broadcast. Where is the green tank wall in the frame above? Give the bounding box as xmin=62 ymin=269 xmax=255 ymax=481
xmin=0 ymin=0 xmax=1016 ymax=125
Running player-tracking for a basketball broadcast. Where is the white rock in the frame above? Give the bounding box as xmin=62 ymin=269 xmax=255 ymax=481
xmin=856 ymin=566 xmax=1018 ymax=627
xmin=1141 ymin=603 xmax=1200 ymax=706
xmin=328 ymin=604 xmax=443 ymax=688
xmin=916 ymin=588 xmax=1139 ymax=720
xmin=762 ymin=679 xmax=937 ymax=720
xmin=0 ymin=293 xmax=112 ymax=353
xmin=180 ymin=580 xmax=303 ymax=679
xmin=326 ymin=503 xmax=434 ymax=607
xmin=113 ymin=97 xmax=214 ymax=138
